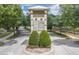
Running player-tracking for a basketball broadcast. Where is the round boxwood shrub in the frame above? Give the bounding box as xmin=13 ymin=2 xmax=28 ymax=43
xmin=29 ymin=31 xmax=39 ymax=48
xmin=39 ymin=30 xmax=51 ymax=48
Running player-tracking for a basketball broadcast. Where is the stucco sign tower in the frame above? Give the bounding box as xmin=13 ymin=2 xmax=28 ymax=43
xmin=29 ymin=6 xmax=48 ymax=33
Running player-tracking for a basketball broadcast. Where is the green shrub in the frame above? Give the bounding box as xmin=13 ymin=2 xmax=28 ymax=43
xmin=39 ymin=30 xmax=51 ymax=48
xmin=29 ymin=31 xmax=39 ymax=48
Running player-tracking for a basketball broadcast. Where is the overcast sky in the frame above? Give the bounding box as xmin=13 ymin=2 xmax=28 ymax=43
xmin=20 ymin=4 xmax=61 ymax=15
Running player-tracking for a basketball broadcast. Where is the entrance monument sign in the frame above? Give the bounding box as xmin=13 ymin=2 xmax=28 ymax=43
xmin=29 ymin=6 xmax=48 ymax=33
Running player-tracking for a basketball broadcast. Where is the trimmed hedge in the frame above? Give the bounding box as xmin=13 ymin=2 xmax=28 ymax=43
xmin=29 ymin=31 xmax=39 ymax=48
xmin=39 ymin=30 xmax=51 ymax=48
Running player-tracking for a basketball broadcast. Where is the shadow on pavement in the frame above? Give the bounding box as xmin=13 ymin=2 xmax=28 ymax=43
xmin=21 ymin=40 xmax=28 ymax=45
xmin=53 ymin=39 xmax=79 ymax=48
xmin=4 ymin=40 xmax=17 ymax=46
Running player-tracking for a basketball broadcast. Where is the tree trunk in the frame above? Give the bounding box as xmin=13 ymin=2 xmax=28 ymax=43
xmin=12 ymin=27 xmax=16 ymax=35
xmin=16 ymin=27 xmax=20 ymax=34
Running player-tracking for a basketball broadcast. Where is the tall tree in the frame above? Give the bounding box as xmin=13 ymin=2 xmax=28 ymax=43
xmin=60 ymin=4 xmax=79 ymax=33
xmin=0 ymin=4 xmax=23 ymax=34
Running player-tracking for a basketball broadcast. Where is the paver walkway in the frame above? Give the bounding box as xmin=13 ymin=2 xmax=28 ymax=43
xmin=0 ymin=28 xmax=79 ymax=55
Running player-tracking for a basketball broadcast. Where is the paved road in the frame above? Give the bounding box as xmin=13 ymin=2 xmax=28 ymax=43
xmin=0 ymin=27 xmax=29 ymax=55
xmin=49 ymin=32 xmax=79 ymax=55
xmin=0 ymin=28 xmax=79 ymax=55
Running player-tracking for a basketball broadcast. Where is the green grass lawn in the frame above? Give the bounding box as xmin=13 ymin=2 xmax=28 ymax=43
xmin=0 ymin=42 xmax=4 ymax=46
xmin=0 ymin=32 xmax=12 ymax=38
xmin=7 ymin=33 xmax=20 ymax=40
xmin=52 ymin=31 xmax=70 ymax=39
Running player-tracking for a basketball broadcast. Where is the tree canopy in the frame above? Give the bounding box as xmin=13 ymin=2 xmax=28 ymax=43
xmin=47 ymin=4 xmax=79 ymax=33
xmin=0 ymin=4 xmax=23 ymax=34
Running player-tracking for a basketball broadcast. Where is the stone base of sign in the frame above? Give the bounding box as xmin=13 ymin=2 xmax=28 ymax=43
xmin=24 ymin=44 xmax=54 ymax=55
